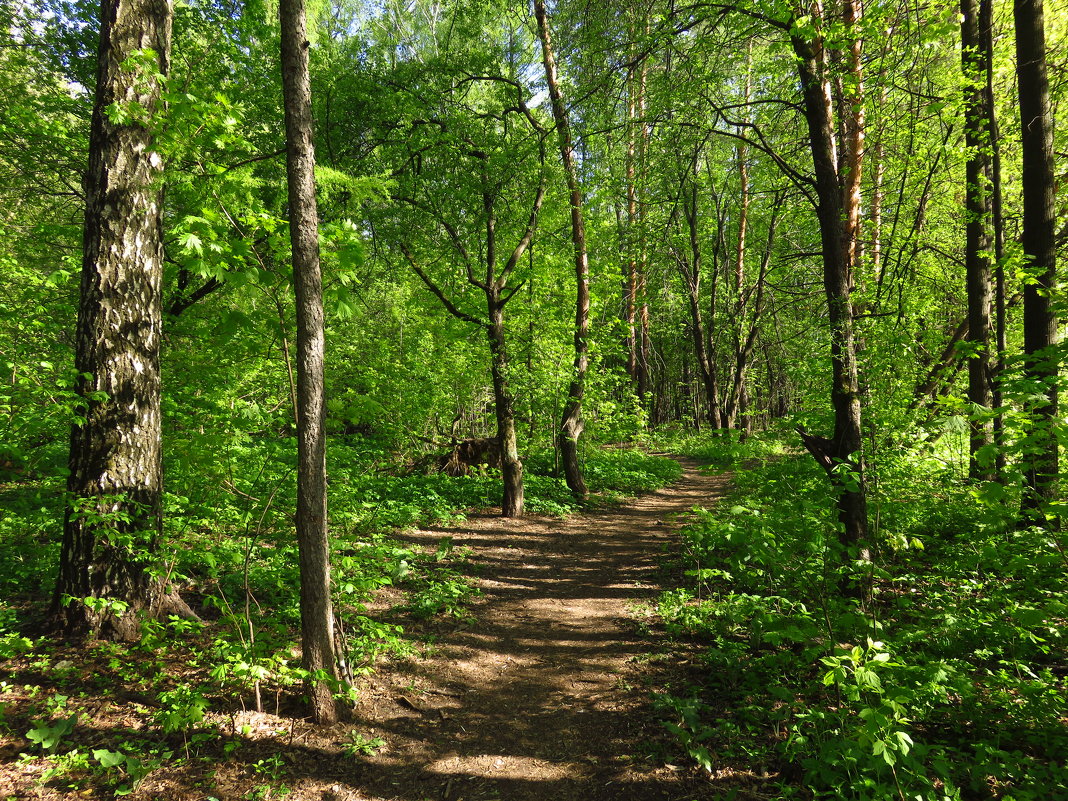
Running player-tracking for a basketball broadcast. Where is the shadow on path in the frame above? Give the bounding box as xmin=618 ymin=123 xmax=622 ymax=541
xmin=327 ymin=457 xmax=734 ymax=801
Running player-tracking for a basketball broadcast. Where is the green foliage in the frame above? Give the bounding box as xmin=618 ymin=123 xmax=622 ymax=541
xmin=154 ymin=685 xmax=210 ymax=734
xmin=341 ymin=731 xmax=386 ymax=758
xmin=647 ymin=429 xmax=785 ymax=469
xmin=656 ymin=435 xmax=1068 ymax=800
xmin=26 ymin=713 xmax=77 ymax=752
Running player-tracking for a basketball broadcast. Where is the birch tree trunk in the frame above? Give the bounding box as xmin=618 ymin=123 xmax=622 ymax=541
xmin=52 ymin=0 xmax=176 ymax=641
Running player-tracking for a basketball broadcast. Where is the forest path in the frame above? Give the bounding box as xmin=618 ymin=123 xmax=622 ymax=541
xmin=343 ymin=456 xmax=731 ymax=801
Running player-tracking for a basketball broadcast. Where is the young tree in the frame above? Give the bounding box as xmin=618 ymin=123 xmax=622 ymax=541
xmin=279 ymin=0 xmax=339 ymax=723
xmin=51 ymin=0 xmax=180 ymax=640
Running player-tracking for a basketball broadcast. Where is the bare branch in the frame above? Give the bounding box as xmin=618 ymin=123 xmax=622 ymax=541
xmin=399 ymin=242 xmax=485 ymax=327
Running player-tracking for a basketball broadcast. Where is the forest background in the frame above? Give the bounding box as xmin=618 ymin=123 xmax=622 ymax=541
xmin=0 ymin=0 xmax=1066 ymax=797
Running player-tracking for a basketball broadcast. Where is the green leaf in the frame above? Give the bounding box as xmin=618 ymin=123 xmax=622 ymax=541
xmin=93 ymin=748 xmax=127 ymax=768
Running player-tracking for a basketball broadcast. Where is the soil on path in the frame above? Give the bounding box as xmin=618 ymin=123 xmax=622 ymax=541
xmin=343 ymin=456 xmax=732 ymax=801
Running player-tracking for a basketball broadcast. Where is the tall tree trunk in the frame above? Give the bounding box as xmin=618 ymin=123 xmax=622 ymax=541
xmin=624 ymin=64 xmax=639 ymax=384
xmin=962 ymin=0 xmax=995 ymax=480
xmin=534 ymin=0 xmax=588 ymax=500
xmin=280 ymin=0 xmax=338 ymax=724
xmin=724 ymin=71 xmax=752 ymax=433
xmin=1014 ymin=0 xmax=1059 ymax=524
xmin=399 ymin=160 xmax=543 ymax=520
xmin=52 ymin=0 xmax=175 ymax=641
xmin=839 ymin=0 xmax=865 ymax=274
xmin=635 ymin=38 xmax=652 ymax=403
xmin=983 ymin=0 xmax=1008 ymax=476
xmin=678 ymin=174 xmax=718 ymax=427
xmin=791 ymin=8 xmax=870 ymax=561
xmin=734 ymin=44 xmax=753 ymax=293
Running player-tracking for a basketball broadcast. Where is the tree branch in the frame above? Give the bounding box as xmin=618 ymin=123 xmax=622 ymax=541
xmin=399 ymin=243 xmax=485 ymax=327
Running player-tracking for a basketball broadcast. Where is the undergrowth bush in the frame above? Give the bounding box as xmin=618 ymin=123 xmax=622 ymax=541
xmin=654 ymin=433 xmax=1068 ymax=800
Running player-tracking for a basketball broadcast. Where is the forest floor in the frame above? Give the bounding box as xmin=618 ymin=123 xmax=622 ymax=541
xmin=1 ymin=457 xmax=779 ymax=801
xmin=331 ymin=456 xmax=743 ymax=801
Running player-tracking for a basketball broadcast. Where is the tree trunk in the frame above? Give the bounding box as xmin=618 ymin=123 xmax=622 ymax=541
xmin=791 ymin=12 xmax=870 ymax=561
xmin=723 ymin=97 xmax=752 ymax=432
xmin=839 ymin=0 xmax=865 ymax=275
xmin=280 ymin=0 xmax=339 ymax=724
xmin=675 ymin=169 xmax=718 ymax=428
xmin=962 ymin=0 xmax=995 ymax=480
xmin=487 ymin=300 xmax=524 ymax=516
xmin=635 ymin=45 xmax=652 ymax=403
xmin=1014 ymin=0 xmax=1059 ymax=524
xmin=982 ymin=0 xmax=1008 ymax=476
xmin=727 ymin=203 xmax=778 ymax=436
xmin=534 ymin=0 xmax=588 ymax=500
xmin=51 ymin=0 xmax=175 ymax=641
xmin=624 ymin=63 xmax=639 ymax=384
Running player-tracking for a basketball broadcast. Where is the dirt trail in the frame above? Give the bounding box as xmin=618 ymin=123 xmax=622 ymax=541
xmin=343 ymin=457 xmax=731 ymax=801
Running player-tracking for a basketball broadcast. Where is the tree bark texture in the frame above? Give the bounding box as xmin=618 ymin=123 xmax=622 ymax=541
xmin=962 ymin=0 xmax=995 ymax=479
xmin=791 ymin=9 xmax=870 ymax=559
xmin=280 ymin=0 xmax=339 ymax=724
xmin=1013 ymin=0 xmax=1059 ymax=523
xmin=534 ymin=0 xmax=589 ymax=500
xmin=52 ymin=0 xmax=174 ymax=641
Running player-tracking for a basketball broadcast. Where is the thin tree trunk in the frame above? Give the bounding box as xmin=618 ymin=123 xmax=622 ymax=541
xmin=734 ymin=48 xmax=752 ymax=294
xmin=983 ymin=0 xmax=1007 ymax=476
xmin=624 ymin=64 xmax=639 ymax=383
xmin=399 ymin=160 xmax=543 ymax=520
xmin=1014 ymin=0 xmax=1059 ymax=524
xmin=840 ymin=0 xmax=865 ymax=275
xmin=534 ymin=0 xmax=588 ymax=500
xmin=52 ymin=0 xmax=176 ymax=641
xmin=635 ymin=41 xmax=652 ymax=402
xmin=870 ymin=87 xmax=886 ymax=283
xmin=280 ymin=0 xmax=338 ymax=724
xmin=724 ymin=62 xmax=753 ymax=432
xmin=962 ymin=0 xmax=995 ymax=479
